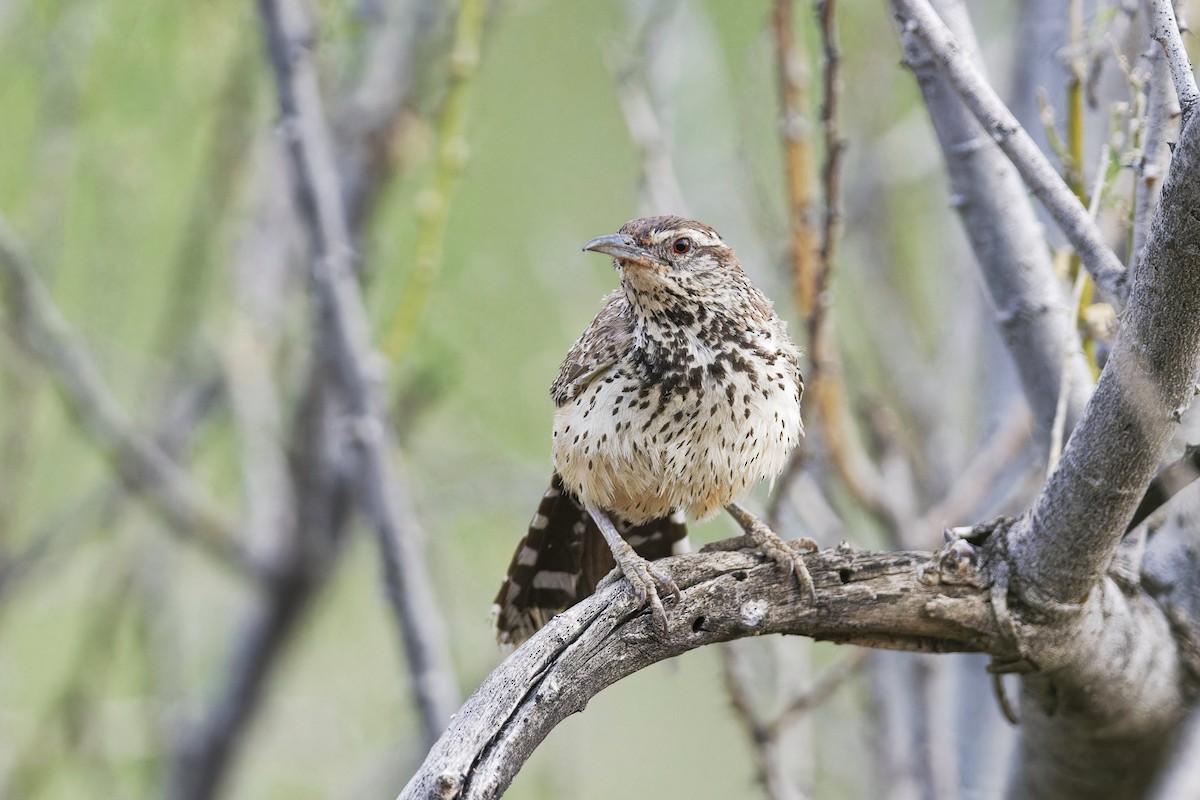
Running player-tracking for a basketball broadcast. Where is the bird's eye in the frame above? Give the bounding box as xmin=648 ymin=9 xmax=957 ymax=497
xmin=673 ymin=237 xmax=692 ymax=255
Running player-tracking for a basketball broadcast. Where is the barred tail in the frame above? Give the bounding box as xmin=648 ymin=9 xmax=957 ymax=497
xmin=492 ymin=473 xmax=689 ymax=647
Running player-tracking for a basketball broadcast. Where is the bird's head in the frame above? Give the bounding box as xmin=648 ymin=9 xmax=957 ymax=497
xmin=582 ymin=216 xmax=743 ymax=307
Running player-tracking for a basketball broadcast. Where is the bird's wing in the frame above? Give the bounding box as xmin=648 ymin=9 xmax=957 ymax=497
xmin=550 ymin=290 xmax=632 ymax=408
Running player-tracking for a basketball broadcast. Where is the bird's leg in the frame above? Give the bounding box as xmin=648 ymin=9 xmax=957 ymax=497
xmin=724 ymin=502 xmax=817 ymax=602
xmin=585 ymin=503 xmax=681 ymax=635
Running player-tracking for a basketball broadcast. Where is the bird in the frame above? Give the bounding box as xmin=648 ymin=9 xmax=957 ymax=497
xmin=492 ymin=215 xmax=815 ymax=646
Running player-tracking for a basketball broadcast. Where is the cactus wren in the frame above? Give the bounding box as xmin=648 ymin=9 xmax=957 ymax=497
xmin=493 ymin=216 xmax=814 ymax=646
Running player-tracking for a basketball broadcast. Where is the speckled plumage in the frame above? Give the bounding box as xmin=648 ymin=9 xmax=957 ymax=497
xmin=493 ymin=216 xmax=806 ymax=646
xmin=551 ymin=217 xmax=804 ymax=522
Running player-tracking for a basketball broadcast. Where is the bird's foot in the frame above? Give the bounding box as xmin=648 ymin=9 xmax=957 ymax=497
xmin=615 ymin=550 xmax=680 ymax=635
xmin=587 ymin=504 xmax=680 ymax=635
xmin=725 ymin=503 xmax=818 ymax=602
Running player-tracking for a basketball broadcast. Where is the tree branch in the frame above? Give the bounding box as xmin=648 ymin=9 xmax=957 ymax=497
xmin=1015 ymin=105 xmax=1200 ymax=608
xmin=400 ymin=541 xmax=1002 ymax=800
xmin=0 ymin=220 xmax=252 ymax=576
xmin=895 ymin=0 xmax=1091 ymax=445
xmin=1150 ymin=0 xmax=1199 ymax=120
xmin=773 ymin=0 xmax=818 ymax=318
xmin=256 ymin=0 xmax=459 ymax=745
xmin=1133 ymin=0 xmax=1182 ymax=271
xmin=889 ymin=0 xmax=1128 ymax=303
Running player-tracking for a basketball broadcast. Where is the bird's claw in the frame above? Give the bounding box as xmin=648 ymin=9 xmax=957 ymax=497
xmin=756 ymin=532 xmax=817 ymax=602
xmin=618 ymin=554 xmax=679 ymax=636
xmin=727 ymin=504 xmax=818 ymax=602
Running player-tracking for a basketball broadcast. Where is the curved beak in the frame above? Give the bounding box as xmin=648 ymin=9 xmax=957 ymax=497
xmin=582 ymin=233 xmax=656 ymax=268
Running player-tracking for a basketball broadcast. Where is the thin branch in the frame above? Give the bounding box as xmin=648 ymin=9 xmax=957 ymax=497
xmin=770 ymin=647 xmax=868 ymax=733
xmin=1126 ymin=443 xmax=1200 ymax=531
xmin=719 ymin=640 xmax=864 ymax=800
xmin=916 ymin=404 xmax=1033 ymax=531
xmin=610 ymin=64 xmax=688 ymax=211
xmin=1133 ymin=0 xmax=1181 ymax=270
xmin=0 ymin=220 xmax=252 ymax=576
xmin=808 ymin=0 xmax=841 ymax=349
xmin=1048 ymin=142 xmax=1112 ymax=471
xmin=774 ymin=0 xmax=901 ymax=532
xmin=720 ymin=642 xmax=808 ymax=800
xmin=337 ymin=0 xmax=446 ymax=241
xmin=1150 ymin=0 xmax=1199 ymax=119
xmin=890 ymin=0 xmax=1129 ymax=303
xmin=802 ymin=0 xmax=899 ymax=527
xmin=255 ymin=0 xmax=459 ymax=744
xmin=773 ymin=0 xmax=818 ymax=317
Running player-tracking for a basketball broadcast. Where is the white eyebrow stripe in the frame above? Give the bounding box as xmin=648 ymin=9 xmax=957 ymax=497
xmin=647 ymin=228 xmax=724 ymax=247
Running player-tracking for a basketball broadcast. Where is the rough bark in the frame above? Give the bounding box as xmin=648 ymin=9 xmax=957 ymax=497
xmin=400 ymin=540 xmax=1002 ymax=800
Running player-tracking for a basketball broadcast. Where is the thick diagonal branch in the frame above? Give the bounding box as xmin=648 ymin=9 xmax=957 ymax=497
xmin=1015 ymin=107 xmax=1200 ymax=607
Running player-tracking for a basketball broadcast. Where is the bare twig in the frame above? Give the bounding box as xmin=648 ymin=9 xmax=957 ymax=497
xmin=1133 ymin=0 xmax=1182 ymax=270
xmin=890 ymin=0 xmax=1128 ymax=303
xmin=775 ymin=0 xmax=901 ymax=531
xmin=1048 ymin=266 xmax=1091 ymax=471
xmin=916 ymin=404 xmax=1033 ymax=531
xmin=1085 ymin=1 xmax=1139 ymax=107
xmin=809 ymin=0 xmax=841 ymax=349
xmin=1048 ymin=142 xmax=1112 ymax=471
xmin=770 ymin=647 xmax=867 ymax=733
xmin=605 ymin=0 xmax=688 ymax=214
xmin=611 ymin=72 xmax=688 ymax=212
xmin=337 ymin=1 xmax=448 ymax=241
xmin=719 ymin=640 xmax=864 ymax=800
xmin=0 ymin=220 xmax=251 ymax=575
xmin=256 ymin=0 xmax=459 ymax=744
xmin=1150 ymin=0 xmax=1199 ymax=119
xmin=772 ymin=0 xmax=818 ymax=317
xmin=720 ymin=642 xmax=808 ymax=800
xmin=1126 ymin=443 xmax=1200 ymax=531
xmin=3 ymin=365 xmax=223 ymax=606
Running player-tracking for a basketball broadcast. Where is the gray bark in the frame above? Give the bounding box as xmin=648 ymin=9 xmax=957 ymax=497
xmin=891 ymin=0 xmax=1128 ymax=303
xmin=897 ymin=0 xmax=1091 ymax=447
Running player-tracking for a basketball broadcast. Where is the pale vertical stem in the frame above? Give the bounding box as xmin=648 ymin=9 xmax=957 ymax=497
xmin=256 ymin=0 xmax=460 ymax=744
